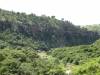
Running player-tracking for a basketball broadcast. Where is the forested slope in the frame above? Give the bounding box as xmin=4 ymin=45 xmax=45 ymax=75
xmin=0 ymin=9 xmax=99 ymax=50
xmin=0 ymin=9 xmax=100 ymax=75
xmin=50 ymin=39 xmax=100 ymax=75
xmin=50 ymin=39 xmax=100 ymax=65
xmin=0 ymin=38 xmax=100 ymax=75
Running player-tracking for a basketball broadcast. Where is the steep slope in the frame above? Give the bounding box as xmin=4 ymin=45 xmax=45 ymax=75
xmin=0 ymin=9 xmax=99 ymax=50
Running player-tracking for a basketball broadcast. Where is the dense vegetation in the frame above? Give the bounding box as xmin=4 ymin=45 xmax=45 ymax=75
xmin=72 ymin=57 xmax=100 ymax=75
xmin=0 ymin=47 xmax=66 ymax=75
xmin=50 ymin=39 xmax=100 ymax=75
xmin=50 ymin=39 xmax=100 ymax=64
xmin=0 ymin=9 xmax=100 ymax=75
xmin=0 ymin=9 xmax=99 ymax=50
xmin=0 ymin=39 xmax=100 ymax=75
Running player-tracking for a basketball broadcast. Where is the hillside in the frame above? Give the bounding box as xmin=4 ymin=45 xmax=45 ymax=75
xmin=0 ymin=9 xmax=99 ymax=50
xmin=50 ymin=39 xmax=100 ymax=65
xmin=50 ymin=39 xmax=100 ymax=75
xmin=0 ymin=37 xmax=100 ymax=75
xmin=0 ymin=9 xmax=100 ymax=75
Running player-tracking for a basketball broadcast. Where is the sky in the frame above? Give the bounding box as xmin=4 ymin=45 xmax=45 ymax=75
xmin=0 ymin=0 xmax=100 ymax=25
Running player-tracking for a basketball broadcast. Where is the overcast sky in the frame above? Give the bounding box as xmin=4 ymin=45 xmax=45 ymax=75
xmin=0 ymin=0 xmax=100 ymax=25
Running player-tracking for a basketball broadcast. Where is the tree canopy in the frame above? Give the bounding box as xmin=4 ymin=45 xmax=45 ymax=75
xmin=0 ymin=9 xmax=99 ymax=50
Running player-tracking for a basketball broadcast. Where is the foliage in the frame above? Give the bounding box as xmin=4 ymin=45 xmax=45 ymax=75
xmin=0 ymin=8 xmax=100 ymax=75
xmin=0 ymin=48 xmax=65 ymax=75
xmin=50 ymin=39 xmax=100 ymax=65
xmin=72 ymin=57 xmax=100 ymax=75
xmin=0 ymin=9 xmax=99 ymax=50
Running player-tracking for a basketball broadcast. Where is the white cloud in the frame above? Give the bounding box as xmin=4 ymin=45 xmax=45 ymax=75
xmin=0 ymin=0 xmax=100 ymax=25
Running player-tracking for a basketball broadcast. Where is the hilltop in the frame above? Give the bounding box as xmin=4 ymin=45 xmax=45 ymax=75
xmin=0 ymin=9 xmax=99 ymax=50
